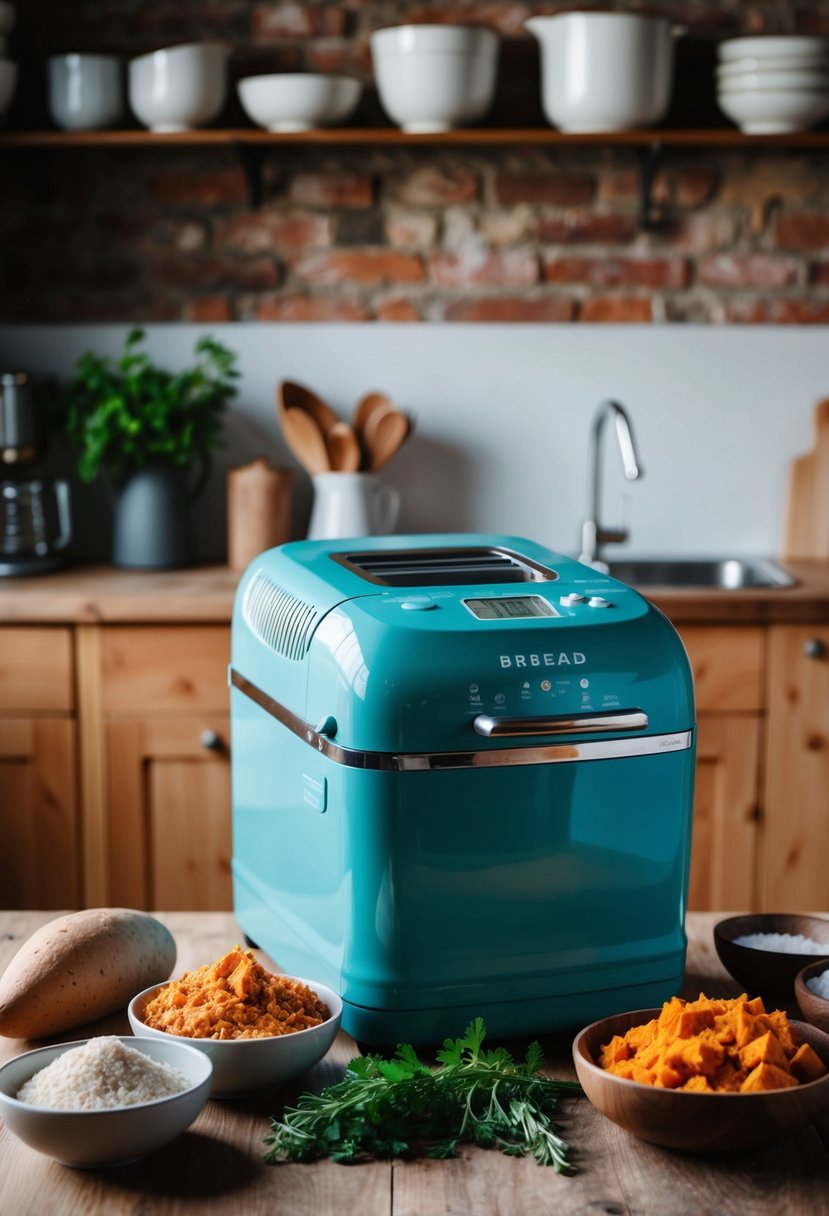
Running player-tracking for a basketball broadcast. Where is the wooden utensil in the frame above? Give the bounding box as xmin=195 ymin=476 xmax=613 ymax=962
xmin=325 ymin=421 xmax=361 ymax=473
xmin=281 ymin=406 xmax=330 ymax=475
xmin=227 ymin=458 xmax=294 ymax=570
xmin=353 ymin=391 xmax=393 ymax=465
xmin=783 ymin=397 xmax=829 ymax=560
xmin=363 ymin=407 xmax=411 ymax=471
xmin=279 ymin=380 xmax=339 ymax=438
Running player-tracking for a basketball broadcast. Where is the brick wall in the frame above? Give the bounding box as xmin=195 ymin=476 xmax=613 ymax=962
xmin=3 ymin=1 xmax=829 ymax=324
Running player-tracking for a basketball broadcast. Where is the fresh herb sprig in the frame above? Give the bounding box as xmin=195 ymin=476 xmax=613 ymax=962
xmin=264 ymin=1017 xmax=582 ymax=1173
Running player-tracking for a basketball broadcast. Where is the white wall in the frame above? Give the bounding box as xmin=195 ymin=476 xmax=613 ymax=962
xmin=1 ymin=323 xmax=825 ymax=562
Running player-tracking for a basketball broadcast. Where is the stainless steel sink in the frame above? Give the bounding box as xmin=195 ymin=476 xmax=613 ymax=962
xmin=606 ymin=557 xmax=797 ymax=590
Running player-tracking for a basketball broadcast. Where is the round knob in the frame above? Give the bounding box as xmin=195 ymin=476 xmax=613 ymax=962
xmin=200 ymin=729 xmax=224 ymax=751
xmin=803 ymin=638 xmax=827 ymax=659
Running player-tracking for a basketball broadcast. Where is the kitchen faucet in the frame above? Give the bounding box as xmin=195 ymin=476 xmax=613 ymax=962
xmin=579 ymin=400 xmax=644 ymax=571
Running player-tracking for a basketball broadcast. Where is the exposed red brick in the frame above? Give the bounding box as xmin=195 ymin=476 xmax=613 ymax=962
xmin=429 ymin=248 xmax=539 ymax=288
xmin=538 ymin=213 xmax=638 ymax=244
xmin=292 ymin=249 xmax=424 ymax=285
xmin=579 ymin=297 xmax=654 ymax=323
xmin=289 ymin=173 xmax=373 ymax=208
xmin=444 ymin=297 xmax=576 ymax=322
xmin=375 ymin=297 xmax=422 ymax=321
xmin=251 ymin=4 xmax=345 ymax=39
xmin=305 ymin=39 xmax=371 ymax=75
xmin=726 ymin=298 xmax=829 ymax=324
xmin=545 ymin=257 xmax=689 ymax=289
xmin=776 ymin=213 xmax=829 ymax=251
xmin=405 ymin=3 xmax=532 ymax=36
xmin=150 ymin=256 xmax=280 ymax=291
xmin=385 ymin=211 xmax=439 ymax=248
xmin=812 ymin=262 xmax=829 ymax=286
xmin=666 ymin=167 xmax=719 ymax=209
xmin=147 ymin=168 xmax=248 ymax=207
xmin=597 ymin=168 xmax=639 ymax=205
xmin=187 ymin=297 xmax=234 ymax=322
xmin=388 ymin=166 xmax=479 ymax=208
xmin=697 ymin=254 xmax=799 ymax=289
xmin=670 ymin=213 xmax=740 ymax=253
xmin=496 ymin=172 xmax=594 ymax=207
xmin=215 ymin=212 xmax=331 ymax=252
xmin=721 ymin=162 xmax=821 ymax=233
xmin=479 ymin=209 xmax=535 ymax=246
xmin=255 ymin=295 xmax=370 ymax=321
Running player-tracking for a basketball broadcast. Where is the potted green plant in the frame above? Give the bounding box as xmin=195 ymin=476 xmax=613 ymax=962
xmin=61 ymin=328 xmax=239 ymax=569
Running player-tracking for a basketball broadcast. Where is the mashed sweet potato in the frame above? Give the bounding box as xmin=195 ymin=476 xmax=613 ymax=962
xmin=142 ymin=946 xmax=329 ymax=1040
xmin=599 ymin=993 xmax=826 ymax=1093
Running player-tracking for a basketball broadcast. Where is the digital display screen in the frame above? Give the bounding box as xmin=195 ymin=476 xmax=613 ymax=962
xmin=464 ymin=596 xmax=558 ymax=620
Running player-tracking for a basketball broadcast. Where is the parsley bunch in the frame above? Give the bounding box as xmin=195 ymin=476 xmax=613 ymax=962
xmin=264 ymin=1017 xmax=582 ymax=1173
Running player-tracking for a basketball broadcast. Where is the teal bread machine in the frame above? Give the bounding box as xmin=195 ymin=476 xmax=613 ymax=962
xmin=230 ymin=534 xmax=696 ymax=1044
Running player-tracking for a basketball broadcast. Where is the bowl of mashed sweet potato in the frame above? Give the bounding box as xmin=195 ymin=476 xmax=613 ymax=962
xmin=573 ymin=993 xmax=829 ymax=1152
xmin=128 ymin=946 xmax=342 ymax=1097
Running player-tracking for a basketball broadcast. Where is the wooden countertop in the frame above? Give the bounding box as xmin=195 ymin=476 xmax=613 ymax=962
xmin=0 ymin=560 xmax=829 ymax=625
xmin=0 ymin=911 xmax=826 ymax=1216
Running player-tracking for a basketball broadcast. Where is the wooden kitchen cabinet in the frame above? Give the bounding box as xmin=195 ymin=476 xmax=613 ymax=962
xmin=677 ymin=626 xmax=765 ymax=913
xmin=762 ymin=624 xmax=829 ymax=910
xmin=0 ymin=628 xmax=80 ymax=908
xmin=101 ymin=626 xmax=232 ymax=912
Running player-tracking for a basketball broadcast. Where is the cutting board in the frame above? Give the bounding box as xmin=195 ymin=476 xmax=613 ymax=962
xmin=782 ymin=398 xmax=829 ymax=561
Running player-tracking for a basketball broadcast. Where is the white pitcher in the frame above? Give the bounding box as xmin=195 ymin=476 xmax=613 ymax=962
xmin=307 ymin=472 xmax=400 ymax=541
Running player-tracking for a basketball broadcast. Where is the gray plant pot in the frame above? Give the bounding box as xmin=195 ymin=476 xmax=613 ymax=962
xmin=112 ymin=461 xmax=206 ymax=570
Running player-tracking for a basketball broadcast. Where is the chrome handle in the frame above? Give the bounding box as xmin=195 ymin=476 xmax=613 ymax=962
xmin=200 ymin=729 xmax=224 ymax=751
xmin=473 ymin=710 xmax=648 ymax=738
xmin=803 ymin=638 xmax=826 ymax=659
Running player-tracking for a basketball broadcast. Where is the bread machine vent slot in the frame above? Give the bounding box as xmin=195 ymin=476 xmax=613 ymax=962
xmin=243 ymin=569 xmax=320 ymax=661
xmin=333 ymin=546 xmax=558 ymax=587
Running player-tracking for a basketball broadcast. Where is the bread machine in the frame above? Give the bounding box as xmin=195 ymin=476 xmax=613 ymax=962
xmin=230 ymin=534 xmax=696 ymax=1044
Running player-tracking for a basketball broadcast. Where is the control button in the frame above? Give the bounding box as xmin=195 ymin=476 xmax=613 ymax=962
xmin=560 ymin=593 xmax=587 ymax=607
xmin=400 ymin=597 xmax=437 ymax=611
xmin=588 ymin=596 xmax=612 ymax=608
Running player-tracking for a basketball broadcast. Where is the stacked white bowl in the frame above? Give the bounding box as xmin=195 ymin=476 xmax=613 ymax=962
xmin=0 ymin=1 xmax=18 ymax=120
xmin=716 ymin=35 xmax=829 ymax=133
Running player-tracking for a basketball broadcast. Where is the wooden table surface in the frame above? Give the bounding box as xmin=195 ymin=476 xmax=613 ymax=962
xmin=0 ymin=911 xmax=827 ymax=1216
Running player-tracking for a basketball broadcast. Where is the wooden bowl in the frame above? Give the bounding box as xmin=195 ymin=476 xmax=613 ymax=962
xmin=713 ymin=914 xmax=829 ymax=996
xmin=795 ymin=960 xmax=829 ymax=1034
xmin=573 ymin=1008 xmax=829 ymax=1153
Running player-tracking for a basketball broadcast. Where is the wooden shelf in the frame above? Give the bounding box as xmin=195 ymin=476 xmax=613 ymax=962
xmin=1 ymin=126 xmax=829 ymax=149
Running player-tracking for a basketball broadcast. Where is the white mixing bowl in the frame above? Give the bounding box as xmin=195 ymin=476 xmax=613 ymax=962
xmin=526 ymin=12 xmax=681 ymax=132
xmin=129 ymin=41 xmax=227 ymax=132
xmin=238 ymin=73 xmax=361 ymax=132
xmin=717 ymin=85 xmax=829 ymax=134
xmin=371 ymin=24 xmax=499 ymax=133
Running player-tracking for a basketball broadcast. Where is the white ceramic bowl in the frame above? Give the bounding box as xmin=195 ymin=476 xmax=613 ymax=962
xmin=128 ymin=976 xmax=342 ymax=1098
xmin=526 ymin=12 xmax=680 ymax=132
xmin=238 ymin=73 xmax=361 ymax=132
xmin=128 ymin=41 xmax=227 ymax=133
xmin=0 ymin=1036 xmax=212 ymax=1168
xmin=717 ymin=68 xmax=829 ymax=92
xmin=0 ymin=2 xmax=15 ymax=38
xmin=717 ymin=85 xmax=829 ymax=134
xmin=48 ymin=53 xmax=124 ymax=131
xmin=371 ymin=24 xmax=498 ymax=133
xmin=0 ymin=56 xmax=16 ymax=115
xmin=719 ymin=35 xmax=829 ymax=64
xmin=717 ymin=55 xmax=829 ymax=78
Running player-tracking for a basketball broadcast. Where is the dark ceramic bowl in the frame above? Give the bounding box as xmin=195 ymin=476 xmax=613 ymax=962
xmin=795 ymin=960 xmax=829 ymax=1035
xmin=573 ymin=1008 xmax=829 ymax=1153
xmin=713 ymin=914 xmax=829 ymax=996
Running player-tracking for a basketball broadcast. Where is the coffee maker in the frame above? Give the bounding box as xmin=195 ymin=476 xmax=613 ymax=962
xmin=0 ymin=371 xmax=72 ymax=575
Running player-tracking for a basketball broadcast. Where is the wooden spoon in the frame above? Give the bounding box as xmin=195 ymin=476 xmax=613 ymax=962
xmin=364 ymin=408 xmax=411 ymax=471
xmin=325 ymin=421 xmax=361 ymax=473
xmin=353 ymin=391 xmax=393 ymax=464
xmin=279 ymin=380 xmax=339 ymax=437
xmin=281 ymin=406 xmax=330 ymax=475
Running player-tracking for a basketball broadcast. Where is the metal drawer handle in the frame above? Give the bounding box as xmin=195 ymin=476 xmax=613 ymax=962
xmin=473 ymin=710 xmax=649 ymax=738
xmin=200 ymin=729 xmax=224 ymax=751
xmin=803 ymin=638 xmax=826 ymax=659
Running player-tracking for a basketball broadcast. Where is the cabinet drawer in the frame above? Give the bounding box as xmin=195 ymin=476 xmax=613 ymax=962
xmin=101 ymin=626 xmax=229 ymax=713
xmin=677 ymin=626 xmax=765 ymax=713
xmin=0 ymin=627 xmax=74 ymax=712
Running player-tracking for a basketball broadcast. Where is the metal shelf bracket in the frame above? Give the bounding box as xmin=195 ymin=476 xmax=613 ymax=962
xmin=638 ymin=141 xmax=663 ymax=232
xmin=231 ymin=139 xmax=268 ymax=209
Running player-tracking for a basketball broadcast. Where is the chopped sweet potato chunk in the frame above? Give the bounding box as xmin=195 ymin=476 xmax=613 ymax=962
xmin=599 ymin=992 xmax=827 ymax=1092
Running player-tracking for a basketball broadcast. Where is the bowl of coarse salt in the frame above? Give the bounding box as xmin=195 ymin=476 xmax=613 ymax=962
xmin=0 ymin=1035 xmax=212 ymax=1167
xmin=714 ymin=914 xmax=829 ymax=997
xmin=796 ymin=960 xmax=829 ymax=1035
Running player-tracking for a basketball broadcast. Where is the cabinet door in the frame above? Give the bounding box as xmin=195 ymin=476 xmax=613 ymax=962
xmin=687 ymin=716 xmax=761 ymax=912
xmin=106 ymin=716 xmax=232 ymax=912
xmin=763 ymin=625 xmax=829 ymax=910
xmin=0 ymin=718 xmax=79 ymax=908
